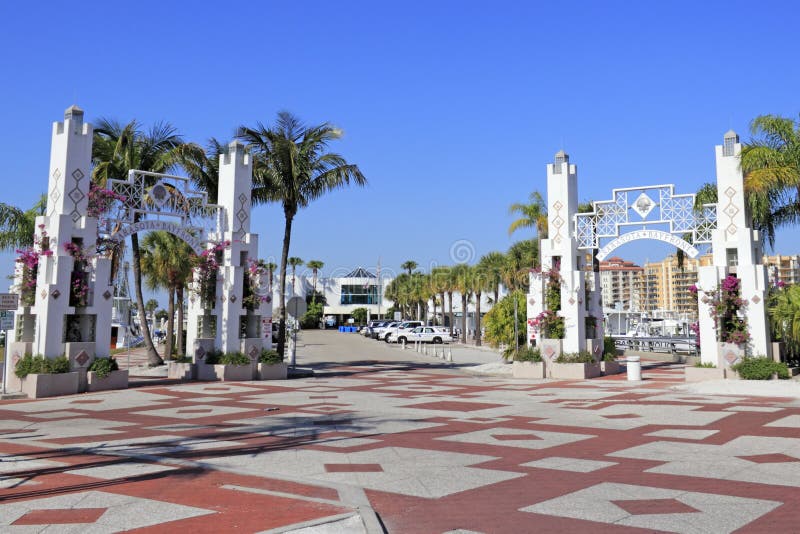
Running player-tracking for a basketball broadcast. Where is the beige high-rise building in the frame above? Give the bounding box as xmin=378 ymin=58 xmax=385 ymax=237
xmin=762 ymin=254 xmax=800 ymax=286
xmin=641 ymin=254 xmax=714 ymax=319
xmin=599 ymin=257 xmax=643 ymax=311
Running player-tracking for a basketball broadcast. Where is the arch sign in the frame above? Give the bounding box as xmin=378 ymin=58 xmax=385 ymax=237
xmin=103 ymin=170 xmax=223 ymax=251
xmin=575 ymin=184 xmax=717 ymax=258
xmin=596 ymin=229 xmax=700 ymax=261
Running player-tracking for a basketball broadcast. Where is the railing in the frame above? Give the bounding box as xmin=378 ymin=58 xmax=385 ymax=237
xmin=614 ymin=336 xmax=698 ymax=356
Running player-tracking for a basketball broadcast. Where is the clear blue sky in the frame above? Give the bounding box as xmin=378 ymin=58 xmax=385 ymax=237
xmin=2 ymin=0 xmax=799 ymax=289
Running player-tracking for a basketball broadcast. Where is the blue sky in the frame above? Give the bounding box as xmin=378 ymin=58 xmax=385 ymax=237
xmin=2 ymin=0 xmax=799 ymax=290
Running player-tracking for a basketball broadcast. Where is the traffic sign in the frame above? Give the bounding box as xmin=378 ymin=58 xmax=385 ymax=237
xmin=0 ymin=294 xmax=19 ymax=311
xmin=0 ymin=310 xmax=14 ymax=330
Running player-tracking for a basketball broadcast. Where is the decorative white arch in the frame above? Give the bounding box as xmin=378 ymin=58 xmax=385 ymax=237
xmin=528 ymin=133 xmax=772 ymax=369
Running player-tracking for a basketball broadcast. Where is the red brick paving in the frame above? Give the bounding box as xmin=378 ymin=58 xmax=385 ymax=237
xmin=0 ymin=358 xmax=798 ymax=533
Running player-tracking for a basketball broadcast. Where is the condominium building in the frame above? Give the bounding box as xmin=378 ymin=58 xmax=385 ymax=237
xmin=762 ymin=254 xmax=800 ymax=286
xmin=599 ymin=257 xmax=643 ymax=311
xmin=641 ymin=254 xmax=714 ymax=319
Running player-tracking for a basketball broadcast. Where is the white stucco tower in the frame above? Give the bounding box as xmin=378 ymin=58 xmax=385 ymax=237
xmin=7 ymin=106 xmax=114 ymax=386
xmin=697 ymin=131 xmax=771 ymax=365
xmin=187 ymin=141 xmax=272 ymax=361
xmin=528 ymin=151 xmax=602 ymax=356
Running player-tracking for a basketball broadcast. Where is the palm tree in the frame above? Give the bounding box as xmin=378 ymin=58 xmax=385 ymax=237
xmin=145 ymin=298 xmax=159 ymax=332
xmin=385 ymin=273 xmax=411 ymax=318
xmin=174 ymin=138 xmax=229 ymax=204
xmin=509 ymin=190 xmax=547 ymax=266
xmin=471 ymin=264 xmax=492 ymax=346
xmin=478 ymin=252 xmax=505 ymax=305
xmin=0 ymin=195 xmax=47 ymax=251
xmin=741 ymin=114 xmax=800 ymax=248
xmin=239 ymin=112 xmax=366 ymax=357
xmin=430 ymin=266 xmax=451 ymax=328
xmin=769 ymin=284 xmax=800 ymax=359
xmin=306 ymin=260 xmax=324 ymax=302
xmin=92 ymin=119 xmax=186 ymax=366
xmin=265 ymin=262 xmax=277 ymax=291
xmin=451 ymin=263 xmax=473 ymax=343
xmin=140 ymin=231 xmax=194 ymax=359
xmin=288 ymin=257 xmax=304 ymax=295
xmin=401 ymin=260 xmax=418 ymax=275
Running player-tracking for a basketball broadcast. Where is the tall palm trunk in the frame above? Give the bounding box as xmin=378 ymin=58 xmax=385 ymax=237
xmin=312 ymin=270 xmax=318 ymax=302
xmin=165 ymin=286 xmax=175 ymax=360
xmin=131 ymin=232 xmax=162 ymax=366
xmin=176 ymin=285 xmax=185 ymax=356
xmin=448 ymin=291 xmax=454 ymax=335
xmin=494 ymin=286 xmax=499 ymax=307
xmin=475 ymin=291 xmax=482 ymax=346
xmin=277 ymin=213 xmax=293 ymax=358
xmin=461 ymin=293 xmax=468 ymax=343
xmin=439 ymin=291 xmax=446 ymax=328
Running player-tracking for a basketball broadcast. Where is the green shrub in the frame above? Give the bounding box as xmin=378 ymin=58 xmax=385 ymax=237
xmin=172 ymin=354 xmax=192 ymax=363
xmin=88 ymin=357 xmax=119 ymax=379
xmin=555 ymin=351 xmax=596 ymax=364
xmin=603 ymin=337 xmax=617 ymax=360
xmin=259 ymin=349 xmax=283 ymax=365
xmin=203 ymin=349 xmax=224 ymax=365
xmin=731 ymin=357 xmax=789 ymax=380
xmin=694 ymin=361 xmax=717 ymax=368
xmin=15 ymin=354 xmax=71 ymax=378
xmin=513 ymin=346 xmax=543 ymax=362
xmin=219 ymin=352 xmax=251 ymax=366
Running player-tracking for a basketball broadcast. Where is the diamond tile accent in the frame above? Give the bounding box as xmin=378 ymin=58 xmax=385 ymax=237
xmin=724 ymin=350 xmax=741 ymax=365
xmin=68 ymin=188 xmax=85 ymax=204
xmin=725 ymin=186 xmax=736 ymax=198
xmin=230 ymin=295 xmax=237 ymax=302
xmin=724 ymin=204 xmax=740 ymax=217
xmin=103 ymin=290 xmax=112 ymax=300
xmin=40 ymin=289 xmax=48 ymax=299
xmin=75 ymin=351 xmax=90 ymax=367
xmin=13 ymin=507 xmax=107 ymax=525
xmin=324 ymin=463 xmax=383 ymax=473
xmin=612 ymin=498 xmax=699 ymax=516
xmin=553 ymin=201 xmax=563 ymax=211
xmin=528 ymin=298 xmax=536 ymax=305
xmin=751 ymin=295 xmax=761 ymax=304
xmin=248 ymin=346 xmax=259 ymax=360
xmin=51 ymin=289 xmax=60 ymax=299
xmin=71 ymin=169 xmax=85 ymax=181
xmin=727 ymin=223 xmax=737 ymax=235
xmin=493 ymin=433 xmax=543 ymax=441
xmin=196 ymin=346 xmax=206 ymax=360
xmin=552 ymin=216 xmax=564 ymax=228
xmin=568 ymin=297 xmax=575 ymax=305
xmin=737 ymin=453 xmax=799 ymax=464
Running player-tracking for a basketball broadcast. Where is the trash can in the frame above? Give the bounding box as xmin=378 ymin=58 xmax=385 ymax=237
xmin=626 ymin=355 xmax=641 ymax=381
xmin=338 ymin=326 xmax=344 ymax=333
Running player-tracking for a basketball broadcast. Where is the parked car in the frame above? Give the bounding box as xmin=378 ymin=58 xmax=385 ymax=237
xmin=400 ymin=326 xmax=452 ymax=345
xmin=384 ymin=321 xmax=424 ymax=343
xmin=363 ymin=320 xmax=386 ymax=337
xmin=372 ymin=321 xmax=399 ymax=340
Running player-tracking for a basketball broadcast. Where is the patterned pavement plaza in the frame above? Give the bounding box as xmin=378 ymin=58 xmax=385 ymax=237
xmin=1 ymin=335 xmax=799 ymax=533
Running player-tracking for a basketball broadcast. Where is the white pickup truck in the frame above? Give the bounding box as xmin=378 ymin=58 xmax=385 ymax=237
xmin=397 ymin=326 xmax=452 ymax=345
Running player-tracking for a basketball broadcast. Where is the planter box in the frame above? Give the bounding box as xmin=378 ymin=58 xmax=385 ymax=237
xmin=214 ymin=364 xmax=253 ymax=382
xmin=20 ymin=372 xmax=79 ymax=399
xmin=540 ymin=339 xmax=563 ymax=362
xmin=550 ymin=362 xmax=602 ymax=380
xmin=601 ymin=360 xmax=621 ymax=375
xmin=87 ymin=370 xmax=129 ymax=392
xmin=196 ymin=362 xmax=217 ymax=381
xmin=257 ymin=362 xmax=288 ymax=380
xmin=512 ymin=361 xmax=545 ymax=379
xmin=684 ymin=366 xmax=725 ymax=382
xmin=168 ymin=362 xmax=196 ymax=380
